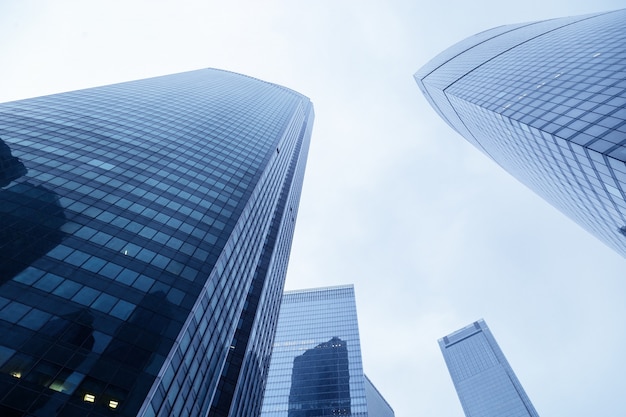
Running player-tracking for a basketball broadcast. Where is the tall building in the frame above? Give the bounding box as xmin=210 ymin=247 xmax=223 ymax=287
xmin=415 ymin=9 xmax=626 ymax=257
xmin=0 ymin=69 xmax=314 ymax=417
xmin=260 ymin=285 xmax=394 ymax=417
xmin=439 ymin=319 xmax=539 ymax=417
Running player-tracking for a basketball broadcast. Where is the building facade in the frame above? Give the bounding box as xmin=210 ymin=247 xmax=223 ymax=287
xmin=439 ymin=320 xmax=539 ymax=417
xmin=0 ymin=69 xmax=314 ymax=417
xmin=363 ymin=375 xmax=394 ymax=417
xmin=260 ymin=285 xmax=393 ymax=417
xmin=415 ymin=9 xmax=626 ymax=257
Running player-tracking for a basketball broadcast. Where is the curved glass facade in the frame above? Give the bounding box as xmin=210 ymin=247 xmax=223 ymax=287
xmin=0 ymin=69 xmax=313 ymax=417
xmin=415 ymin=9 xmax=626 ymax=257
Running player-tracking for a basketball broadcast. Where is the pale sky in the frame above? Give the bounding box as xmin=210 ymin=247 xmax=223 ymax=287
xmin=1 ymin=1 xmax=625 ymax=416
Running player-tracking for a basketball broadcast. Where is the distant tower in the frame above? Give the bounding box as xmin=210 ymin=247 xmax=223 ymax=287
xmin=415 ymin=9 xmax=626 ymax=257
xmin=0 ymin=69 xmax=313 ymax=417
xmin=260 ymin=285 xmax=394 ymax=417
xmin=439 ymin=320 xmax=539 ymax=417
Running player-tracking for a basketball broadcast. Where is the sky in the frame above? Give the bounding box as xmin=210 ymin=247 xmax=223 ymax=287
xmin=1 ymin=1 xmax=625 ymax=416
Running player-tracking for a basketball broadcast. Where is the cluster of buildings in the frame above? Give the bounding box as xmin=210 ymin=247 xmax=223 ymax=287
xmin=0 ymin=67 xmax=392 ymax=416
xmin=0 ymin=7 xmax=624 ymax=417
xmin=417 ymin=8 xmax=626 ymax=417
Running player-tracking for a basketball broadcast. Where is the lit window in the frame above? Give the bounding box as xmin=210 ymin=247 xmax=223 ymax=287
xmin=84 ymin=393 xmax=96 ymax=403
xmin=109 ymin=400 xmax=119 ymax=409
xmin=49 ymin=381 xmax=66 ymax=392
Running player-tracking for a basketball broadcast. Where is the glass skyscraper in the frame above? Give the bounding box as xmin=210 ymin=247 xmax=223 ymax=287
xmin=415 ymin=9 xmax=626 ymax=257
xmin=0 ymin=68 xmax=314 ymax=417
xmin=260 ymin=285 xmax=393 ymax=417
xmin=439 ymin=320 xmax=539 ymax=417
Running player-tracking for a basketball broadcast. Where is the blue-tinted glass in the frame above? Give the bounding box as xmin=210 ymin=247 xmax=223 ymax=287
xmin=415 ymin=9 xmax=626 ymax=258
xmin=0 ymin=68 xmax=314 ymax=417
xmin=260 ymin=285 xmax=388 ymax=417
xmin=439 ymin=320 xmax=539 ymax=417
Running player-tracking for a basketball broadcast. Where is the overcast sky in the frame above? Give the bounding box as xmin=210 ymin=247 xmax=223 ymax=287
xmin=1 ymin=1 xmax=625 ymax=416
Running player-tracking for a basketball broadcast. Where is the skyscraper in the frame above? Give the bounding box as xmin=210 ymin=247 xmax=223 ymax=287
xmin=439 ymin=319 xmax=539 ymax=417
xmin=0 ymin=68 xmax=314 ymax=417
xmin=260 ymin=285 xmax=394 ymax=417
xmin=415 ymin=9 xmax=626 ymax=257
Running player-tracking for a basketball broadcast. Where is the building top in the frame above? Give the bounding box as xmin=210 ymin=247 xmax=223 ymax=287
xmin=415 ymin=11 xmax=611 ymax=87
xmin=281 ymin=284 xmax=354 ymax=302
xmin=0 ymin=68 xmax=314 ymax=416
xmin=414 ymin=9 xmax=626 ymax=258
xmin=439 ymin=319 xmax=486 ymax=347
xmin=438 ymin=319 xmax=539 ymax=417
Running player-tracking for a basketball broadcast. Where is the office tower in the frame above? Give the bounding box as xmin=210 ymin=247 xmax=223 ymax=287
xmin=415 ymin=9 xmax=626 ymax=257
xmin=260 ymin=285 xmax=394 ymax=417
xmin=0 ymin=68 xmax=314 ymax=417
xmin=439 ymin=320 xmax=539 ymax=417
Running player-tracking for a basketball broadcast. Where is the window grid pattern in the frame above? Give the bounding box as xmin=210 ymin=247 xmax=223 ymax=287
xmin=416 ymin=9 xmax=626 ymax=257
xmin=222 ymin=112 xmax=314 ymax=417
xmin=0 ymin=68 xmax=313 ymax=417
xmin=142 ymin=100 xmax=312 ymax=417
xmin=439 ymin=320 xmax=539 ymax=417
xmin=260 ymin=285 xmax=368 ymax=417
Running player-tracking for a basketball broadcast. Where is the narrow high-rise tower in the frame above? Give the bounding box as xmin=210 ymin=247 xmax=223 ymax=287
xmin=415 ymin=9 xmax=626 ymax=257
xmin=0 ymin=69 xmax=313 ymax=417
xmin=260 ymin=285 xmax=394 ymax=417
xmin=439 ymin=320 xmax=539 ymax=417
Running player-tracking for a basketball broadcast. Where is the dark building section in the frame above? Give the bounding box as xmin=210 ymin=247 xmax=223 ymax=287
xmin=439 ymin=320 xmax=539 ymax=417
xmin=1 ymin=137 xmax=67 ymax=282
xmin=0 ymin=308 xmax=96 ymax=417
xmin=0 ymin=138 xmax=27 ymax=187
xmin=288 ymin=337 xmax=350 ymax=417
xmin=0 ymin=69 xmax=313 ymax=417
xmin=1 ymin=182 xmax=66 ymax=282
xmin=415 ymin=9 xmax=626 ymax=257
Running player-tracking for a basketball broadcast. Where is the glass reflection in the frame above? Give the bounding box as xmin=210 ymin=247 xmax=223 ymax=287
xmin=289 ymin=337 xmax=350 ymax=417
xmin=260 ymin=286 xmax=369 ymax=417
xmin=0 ymin=309 xmax=97 ymax=415
xmin=0 ymin=137 xmax=27 ymax=187
xmin=73 ymin=290 xmax=174 ymax=413
xmin=1 ymin=138 xmax=67 ymax=282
